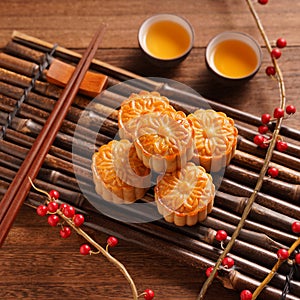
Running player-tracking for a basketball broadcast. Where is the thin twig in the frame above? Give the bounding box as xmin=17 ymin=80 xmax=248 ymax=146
xmin=252 ymin=238 xmax=300 ymax=299
xmin=62 ymin=215 xmax=139 ymax=299
xmin=197 ymin=1 xmax=286 ymax=298
xmin=29 ymin=178 xmax=139 ymax=300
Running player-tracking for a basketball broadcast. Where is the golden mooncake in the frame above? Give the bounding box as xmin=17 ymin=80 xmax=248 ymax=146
xmin=92 ymin=139 xmax=150 ymax=204
xmin=154 ymin=162 xmax=215 ymax=226
xmin=187 ymin=109 xmax=238 ymax=172
xmin=118 ymin=90 xmax=176 ymax=140
xmin=133 ymin=110 xmax=194 ymax=173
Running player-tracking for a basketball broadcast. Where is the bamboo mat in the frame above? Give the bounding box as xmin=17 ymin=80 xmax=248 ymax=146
xmin=0 ymin=31 xmax=300 ymax=300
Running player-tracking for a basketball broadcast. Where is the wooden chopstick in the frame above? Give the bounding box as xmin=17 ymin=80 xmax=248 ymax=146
xmin=0 ymin=26 xmax=106 ymax=246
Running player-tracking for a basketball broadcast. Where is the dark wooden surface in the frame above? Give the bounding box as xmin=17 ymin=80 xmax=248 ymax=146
xmin=0 ymin=0 xmax=300 ymax=299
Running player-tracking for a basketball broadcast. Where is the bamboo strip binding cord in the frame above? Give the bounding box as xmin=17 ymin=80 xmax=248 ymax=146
xmin=0 ymin=44 xmax=57 ymax=139
xmin=0 ymin=31 xmax=300 ymax=299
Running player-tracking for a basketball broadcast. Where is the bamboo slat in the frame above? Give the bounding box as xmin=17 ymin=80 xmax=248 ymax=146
xmin=0 ymin=32 xmax=300 ymax=299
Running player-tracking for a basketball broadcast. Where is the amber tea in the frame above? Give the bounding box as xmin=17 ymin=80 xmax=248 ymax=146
xmin=145 ymin=20 xmax=191 ymax=60
xmin=213 ymin=39 xmax=259 ymax=78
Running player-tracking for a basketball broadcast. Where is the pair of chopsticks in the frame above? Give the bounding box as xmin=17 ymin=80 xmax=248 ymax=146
xmin=0 ymin=26 xmax=106 ymax=246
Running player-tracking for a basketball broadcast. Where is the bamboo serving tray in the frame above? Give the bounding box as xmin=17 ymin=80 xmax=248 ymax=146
xmin=0 ymin=31 xmax=300 ymax=300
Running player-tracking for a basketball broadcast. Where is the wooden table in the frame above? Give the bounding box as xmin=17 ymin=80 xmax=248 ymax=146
xmin=0 ymin=1 xmax=299 ymax=299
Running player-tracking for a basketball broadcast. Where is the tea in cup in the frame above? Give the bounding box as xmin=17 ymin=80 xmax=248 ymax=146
xmin=138 ymin=14 xmax=194 ymax=66
xmin=206 ymin=31 xmax=262 ymax=80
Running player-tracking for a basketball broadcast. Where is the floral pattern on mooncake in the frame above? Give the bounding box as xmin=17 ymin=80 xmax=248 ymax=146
xmin=155 ymin=162 xmax=215 ymax=226
xmin=118 ymin=90 xmax=176 ymax=140
xmin=187 ymin=109 xmax=238 ymax=172
xmin=133 ymin=110 xmax=194 ymax=173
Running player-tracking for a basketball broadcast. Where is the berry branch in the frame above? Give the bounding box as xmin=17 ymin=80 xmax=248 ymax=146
xmin=197 ymin=0 xmax=296 ymax=299
xmin=252 ymin=224 xmax=300 ymax=299
xmin=30 ymin=178 xmax=154 ymax=300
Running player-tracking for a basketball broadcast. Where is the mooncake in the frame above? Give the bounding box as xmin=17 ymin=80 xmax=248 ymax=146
xmin=133 ymin=110 xmax=194 ymax=173
xmin=154 ymin=162 xmax=215 ymax=226
xmin=92 ymin=139 xmax=150 ymax=204
xmin=118 ymin=90 xmax=176 ymax=140
xmin=187 ymin=109 xmax=238 ymax=172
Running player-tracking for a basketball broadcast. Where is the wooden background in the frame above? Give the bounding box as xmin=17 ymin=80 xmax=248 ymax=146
xmin=0 ymin=0 xmax=300 ymax=299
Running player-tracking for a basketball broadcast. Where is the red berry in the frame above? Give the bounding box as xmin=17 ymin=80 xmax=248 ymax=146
xmin=271 ymin=48 xmax=282 ymax=59
xmin=47 ymin=201 xmax=59 ymax=213
xmin=205 ymin=266 xmax=217 ymax=277
xmin=49 ymin=189 xmax=60 ymax=200
xmin=267 ymin=167 xmax=279 ymax=178
xmin=286 ymin=105 xmax=296 ymax=115
xmin=60 ymin=203 xmax=68 ymax=211
xmin=253 ymin=135 xmax=264 ymax=146
xmin=295 ymin=253 xmax=300 ymax=265
xmin=277 ymin=248 xmax=289 ymax=260
xmin=253 ymin=135 xmax=269 ymax=148
xmin=63 ymin=205 xmax=76 ymax=218
xmin=276 ymin=140 xmax=288 ymax=152
xmin=36 ymin=205 xmax=48 ymax=216
xmin=47 ymin=214 xmax=60 ymax=227
xmin=258 ymin=125 xmax=269 ymax=134
xmin=276 ymin=38 xmax=287 ymax=48
xmin=265 ymin=66 xmax=276 ymax=76
xmin=240 ymin=289 xmax=253 ymax=300
xmin=273 ymin=107 xmax=284 ymax=119
xmin=215 ymin=230 xmax=228 ymax=241
xmin=143 ymin=288 xmax=155 ymax=300
xmin=260 ymin=137 xmax=270 ymax=149
xmin=107 ymin=236 xmax=118 ymax=247
xmin=222 ymin=257 xmax=235 ymax=268
xmin=73 ymin=214 xmax=85 ymax=226
xmin=260 ymin=142 xmax=269 ymax=149
xmin=60 ymin=226 xmax=72 ymax=238
xmin=291 ymin=221 xmax=300 ymax=234
xmin=261 ymin=113 xmax=271 ymax=124
xmin=80 ymin=244 xmax=91 ymax=255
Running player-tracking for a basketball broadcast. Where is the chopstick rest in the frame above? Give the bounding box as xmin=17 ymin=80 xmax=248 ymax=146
xmin=46 ymin=58 xmax=108 ymax=97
